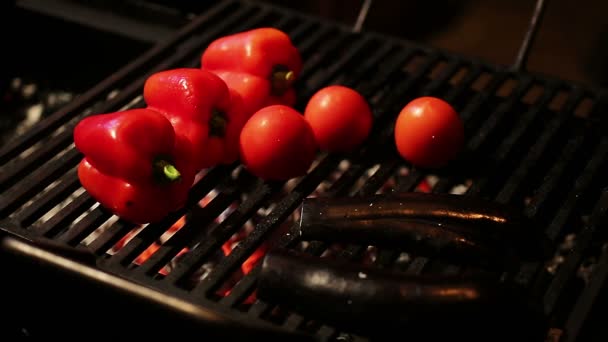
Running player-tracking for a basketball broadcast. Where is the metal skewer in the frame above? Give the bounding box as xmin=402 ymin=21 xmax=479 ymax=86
xmin=353 ymin=0 xmax=373 ymax=33
xmin=512 ymin=0 xmax=549 ymax=72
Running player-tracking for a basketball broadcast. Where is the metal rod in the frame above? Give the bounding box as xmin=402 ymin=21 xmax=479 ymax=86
xmin=353 ymin=0 xmax=373 ymax=33
xmin=512 ymin=0 xmax=549 ymax=72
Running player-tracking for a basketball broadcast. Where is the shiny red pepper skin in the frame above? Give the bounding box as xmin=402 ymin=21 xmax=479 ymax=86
xmin=212 ymin=70 xmax=296 ymax=117
xmin=201 ymin=28 xmax=302 ymax=88
xmin=143 ymin=68 xmax=247 ymax=169
xmin=74 ymin=108 xmax=196 ymax=224
xmin=201 ymin=28 xmax=301 ymax=114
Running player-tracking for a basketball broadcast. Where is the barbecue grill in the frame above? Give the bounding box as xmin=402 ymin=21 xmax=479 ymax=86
xmin=2 ymin=0 xmax=608 ymax=340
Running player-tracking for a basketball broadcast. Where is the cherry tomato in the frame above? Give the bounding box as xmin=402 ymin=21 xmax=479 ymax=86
xmin=394 ymin=97 xmax=464 ymax=168
xmin=240 ymin=105 xmax=317 ymax=180
xmin=304 ymin=85 xmax=373 ymax=152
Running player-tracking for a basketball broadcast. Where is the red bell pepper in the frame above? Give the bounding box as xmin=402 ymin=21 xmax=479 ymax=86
xmin=211 ymin=70 xmax=296 ymax=117
xmin=201 ymin=28 xmax=301 ymax=115
xmin=74 ymin=108 xmax=196 ymax=224
xmin=143 ymin=68 xmax=247 ymax=169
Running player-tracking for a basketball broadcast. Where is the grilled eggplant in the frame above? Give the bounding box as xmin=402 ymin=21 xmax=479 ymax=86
xmin=257 ymin=249 xmax=545 ymax=339
xmin=299 ymin=192 xmax=549 ymax=262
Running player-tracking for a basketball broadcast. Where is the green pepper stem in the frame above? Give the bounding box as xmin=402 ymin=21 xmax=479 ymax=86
xmin=163 ymin=164 xmax=181 ymax=181
xmin=274 ymin=70 xmax=295 ymax=83
xmin=155 ymin=159 xmax=181 ymax=183
xmin=271 ymin=69 xmax=295 ymax=96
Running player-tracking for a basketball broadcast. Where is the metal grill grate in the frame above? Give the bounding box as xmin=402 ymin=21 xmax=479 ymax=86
xmin=2 ymin=0 xmax=608 ymax=340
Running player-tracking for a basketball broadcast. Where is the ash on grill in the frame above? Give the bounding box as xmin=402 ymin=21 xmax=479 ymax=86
xmin=1 ymin=77 xmax=73 ymax=145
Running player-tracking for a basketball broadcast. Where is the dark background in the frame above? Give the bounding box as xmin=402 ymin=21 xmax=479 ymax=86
xmin=264 ymin=0 xmax=608 ymax=89
xmin=2 ymin=0 xmax=608 ymax=142
xmin=4 ymin=0 xmax=608 ymax=90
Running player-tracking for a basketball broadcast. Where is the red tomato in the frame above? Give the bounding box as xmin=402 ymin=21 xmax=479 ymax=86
xmin=394 ymin=97 xmax=464 ymax=168
xmin=239 ymin=105 xmax=317 ymax=180
xmin=304 ymin=85 xmax=373 ymax=152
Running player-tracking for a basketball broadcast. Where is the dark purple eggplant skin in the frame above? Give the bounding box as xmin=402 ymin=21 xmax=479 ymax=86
xmin=257 ymin=249 xmax=545 ymax=339
xmin=301 ymin=192 xmax=527 ymax=227
xmin=300 ymin=217 xmax=511 ymax=265
xmin=299 ymin=192 xmax=550 ymax=260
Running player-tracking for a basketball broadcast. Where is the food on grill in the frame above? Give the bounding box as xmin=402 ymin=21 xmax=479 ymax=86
xmin=299 ymin=192 xmax=549 ymax=261
xmin=73 ymin=108 xmax=196 ymax=224
xmin=208 ymin=70 xmax=298 ymax=118
xmin=239 ymin=105 xmax=317 ymax=180
xmin=201 ymin=27 xmax=302 ymax=94
xmin=302 ymin=217 xmax=509 ymax=264
xmin=201 ymin=27 xmax=301 ymax=116
xmin=394 ymin=96 xmax=464 ymax=168
xmin=304 ymin=85 xmax=373 ymax=153
xmin=258 ymin=249 xmax=535 ymax=336
xmin=143 ymin=68 xmax=247 ymax=170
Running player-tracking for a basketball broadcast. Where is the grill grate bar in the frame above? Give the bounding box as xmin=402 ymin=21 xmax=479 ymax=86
xmin=161 ymin=180 xmax=276 ymax=284
xmin=0 ymin=0 xmax=240 ymax=164
xmin=525 ymin=136 xmax=608 ymax=296
xmin=134 ymin=184 xmax=246 ymax=276
xmin=499 ymin=88 xmax=585 ymax=208
xmin=374 ymin=54 xmax=441 ymax=114
xmin=299 ymin=37 xmax=378 ymax=98
xmin=445 ymin=64 xmax=484 ymax=100
xmin=283 ymin=19 xmax=317 ymax=43
xmin=357 ymin=49 xmax=416 ymax=98
xmin=0 ymin=131 xmax=75 ymax=192
xmin=32 ymin=192 xmax=98 ymax=237
xmin=191 ymin=155 xmax=342 ymax=296
xmin=544 ymin=188 xmax=608 ymax=315
xmin=422 ymin=60 xmax=463 ymax=94
xmin=465 ymin=77 xmax=534 ymax=196
xmin=12 ymin=169 xmax=80 ymax=227
xmin=466 ymin=76 xmax=534 ymax=156
xmin=56 ymin=208 xmax=115 ymax=246
xmin=564 ymin=237 xmax=608 ymax=342
xmin=106 ymin=165 xmax=233 ymax=265
xmin=297 ymin=29 xmax=344 ymax=77
xmin=475 ymin=83 xmax=559 ymax=202
xmin=219 ymin=267 xmax=261 ymax=308
xmin=0 ymin=149 xmax=81 ymax=219
xmin=337 ymin=43 xmax=396 ymax=88
xmin=268 ymin=13 xmax=292 ymax=31
xmin=524 ymin=134 xmax=586 ymax=221
xmin=544 ymin=138 xmax=608 ymax=241
xmin=87 ymin=221 xmax=135 ymax=255
xmin=459 ymin=72 xmax=510 ymax=123
xmin=358 ymin=160 xmax=401 ymax=197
